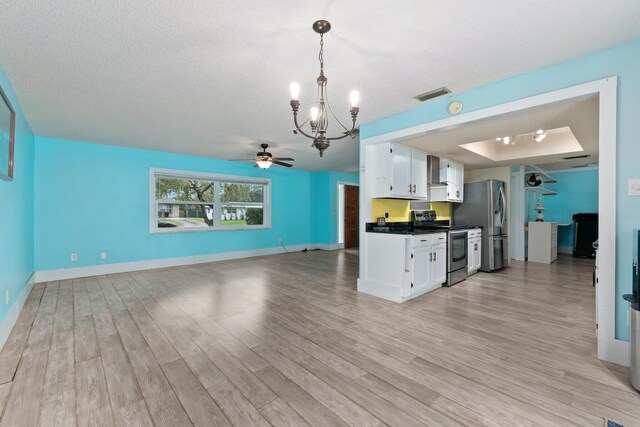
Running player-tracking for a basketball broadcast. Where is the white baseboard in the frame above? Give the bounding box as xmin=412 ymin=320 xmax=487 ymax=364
xmin=315 ymin=243 xmax=343 ymax=251
xmin=0 ymin=273 xmax=35 ymax=352
xmin=598 ymin=336 xmax=630 ymax=367
xmin=34 ymin=243 xmax=348 ymax=282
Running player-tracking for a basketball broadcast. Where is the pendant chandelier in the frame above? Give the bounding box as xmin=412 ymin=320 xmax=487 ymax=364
xmin=289 ymin=20 xmax=360 ymax=157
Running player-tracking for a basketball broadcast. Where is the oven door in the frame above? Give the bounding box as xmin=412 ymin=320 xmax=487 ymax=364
xmin=448 ymin=230 xmax=468 ymax=272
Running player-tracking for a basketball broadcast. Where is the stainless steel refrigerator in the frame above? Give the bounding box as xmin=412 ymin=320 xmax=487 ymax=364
xmin=453 ymin=179 xmax=509 ymax=272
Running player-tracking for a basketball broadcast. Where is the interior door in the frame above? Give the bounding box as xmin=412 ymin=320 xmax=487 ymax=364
xmin=344 ymin=185 xmax=359 ymax=249
xmin=391 ymin=144 xmax=412 ymax=197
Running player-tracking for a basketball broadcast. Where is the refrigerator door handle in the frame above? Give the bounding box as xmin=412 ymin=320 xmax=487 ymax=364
xmin=499 ymin=186 xmax=507 ymax=229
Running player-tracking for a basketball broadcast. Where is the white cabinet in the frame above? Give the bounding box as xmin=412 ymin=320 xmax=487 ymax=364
xmin=467 ymin=228 xmax=482 ymax=275
xmin=390 ymin=144 xmax=412 ymax=198
xmin=362 ymin=232 xmax=446 ymax=302
xmin=411 ymin=150 xmax=428 ymax=199
xmin=411 ymin=239 xmax=432 ymax=295
xmin=406 ymin=233 xmax=447 ymax=298
xmin=438 ymin=158 xmax=464 ymax=203
xmin=527 ymin=222 xmax=558 ymax=264
xmin=366 ymin=142 xmax=428 ymax=200
xmin=431 ymin=237 xmax=447 ymax=285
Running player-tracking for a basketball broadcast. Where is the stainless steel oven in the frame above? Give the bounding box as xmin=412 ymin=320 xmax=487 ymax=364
xmin=445 ymin=229 xmax=468 ymax=286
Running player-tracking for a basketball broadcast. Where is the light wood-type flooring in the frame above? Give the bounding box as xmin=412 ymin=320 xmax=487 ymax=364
xmin=0 ymin=251 xmax=638 ymax=426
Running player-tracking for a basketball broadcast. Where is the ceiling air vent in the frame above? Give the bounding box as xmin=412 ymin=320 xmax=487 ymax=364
xmin=414 ymin=87 xmax=451 ymax=102
xmin=562 ymin=154 xmax=590 ymax=160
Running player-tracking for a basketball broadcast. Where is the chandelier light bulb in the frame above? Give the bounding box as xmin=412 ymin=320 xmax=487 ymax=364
xmin=310 ymin=106 xmax=319 ymax=121
xmin=349 ymin=90 xmax=360 ymax=108
xmin=289 ymin=82 xmax=300 ymax=100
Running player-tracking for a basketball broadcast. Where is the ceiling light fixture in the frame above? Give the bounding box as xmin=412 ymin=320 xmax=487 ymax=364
xmin=255 ymin=159 xmax=272 ymax=169
xmin=289 ymin=20 xmax=360 ymax=157
xmin=533 ymin=129 xmax=547 ymax=143
xmin=496 ymin=136 xmax=515 ymax=145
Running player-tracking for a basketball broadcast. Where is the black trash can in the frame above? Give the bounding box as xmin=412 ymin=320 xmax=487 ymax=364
xmin=572 ymin=213 xmax=598 ymax=258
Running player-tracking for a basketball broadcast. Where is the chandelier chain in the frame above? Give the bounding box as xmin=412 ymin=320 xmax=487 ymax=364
xmin=318 ymin=34 xmax=324 ymax=76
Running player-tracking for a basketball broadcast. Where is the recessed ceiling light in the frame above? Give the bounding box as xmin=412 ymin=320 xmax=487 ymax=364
xmin=496 ymin=136 xmax=514 ymax=145
xmin=533 ymin=129 xmax=547 ymax=143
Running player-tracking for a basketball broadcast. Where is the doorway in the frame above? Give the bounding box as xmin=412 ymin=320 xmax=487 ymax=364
xmin=358 ymin=77 xmax=622 ymax=365
xmin=344 ymin=185 xmax=359 ymax=248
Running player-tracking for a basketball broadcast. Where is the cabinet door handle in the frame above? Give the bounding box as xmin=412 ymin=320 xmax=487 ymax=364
xmin=434 ymin=252 xmax=437 ymax=262
xmin=429 ymin=253 xmax=433 ymax=262
xmin=413 ymin=184 xmax=416 ymax=193
xmin=409 ymin=184 xmax=412 ymax=193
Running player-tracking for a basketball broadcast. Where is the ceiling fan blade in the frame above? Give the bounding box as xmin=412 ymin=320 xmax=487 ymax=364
xmin=272 ymin=157 xmax=295 ymax=161
xmin=228 ymin=158 xmax=255 ymax=162
xmin=271 ymin=160 xmax=293 ymax=168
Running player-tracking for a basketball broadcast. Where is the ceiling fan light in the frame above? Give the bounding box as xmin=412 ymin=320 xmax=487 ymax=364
xmin=256 ymin=159 xmax=272 ymax=169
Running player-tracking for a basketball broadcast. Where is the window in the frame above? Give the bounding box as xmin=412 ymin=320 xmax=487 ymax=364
xmin=150 ymin=168 xmax=271 ymax=233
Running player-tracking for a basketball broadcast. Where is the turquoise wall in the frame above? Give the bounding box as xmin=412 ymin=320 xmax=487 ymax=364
xmin=362 ymin=38 xmax=640 ymax=341
xmin=34 ymin=136 xmax=356 ymax=271
xmin=0 ymin=66 xmax=35 ymax=329
xmin=526 ymin=169 xmax=599 ymax=249
xmin=310 ymin=171 xmax=359 ymax=245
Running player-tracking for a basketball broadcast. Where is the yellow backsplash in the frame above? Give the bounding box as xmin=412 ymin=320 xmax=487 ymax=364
xmin=371 ymin=199 xmax=453 ymax=222
xmin=430 ymin=202 xmax=452 ymax=221
xmin=371 ymin=199 xmax=411 ymax=222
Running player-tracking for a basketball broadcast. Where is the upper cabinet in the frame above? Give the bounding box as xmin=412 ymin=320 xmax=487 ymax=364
xmin=367 ymin=142 xmax=428 ymax=200
xmin=438 ymin=158 xmax=464 ymax=203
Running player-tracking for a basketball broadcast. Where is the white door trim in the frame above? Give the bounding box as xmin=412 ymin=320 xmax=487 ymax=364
xmin=359 ymin=76 xmax=627 ymax=366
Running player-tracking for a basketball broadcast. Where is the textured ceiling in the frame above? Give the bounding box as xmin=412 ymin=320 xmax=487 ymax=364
xmin=0 ymin=1 xmax=638 ymax=171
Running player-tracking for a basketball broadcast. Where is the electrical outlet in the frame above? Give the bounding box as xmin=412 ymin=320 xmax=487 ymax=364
xmin=71 ymin=253 xmax=78 ymax=262
xmin=5 ymin=289 xmax=9 ymax=305
xmin=629 ymin=179 xmax=640 ymax=196
xmin=101 ymin=252 xmax=107 ymax=260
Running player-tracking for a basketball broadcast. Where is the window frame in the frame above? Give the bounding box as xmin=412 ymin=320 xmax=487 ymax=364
xmin=149 ymin=168 xmax=272 ymax=234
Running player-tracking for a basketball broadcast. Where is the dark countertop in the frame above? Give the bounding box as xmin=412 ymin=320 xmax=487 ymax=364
xmin=366 ymin=222 xmax=481 ymax=236
xmin=623 ymin=294 xmax=639 ymax=311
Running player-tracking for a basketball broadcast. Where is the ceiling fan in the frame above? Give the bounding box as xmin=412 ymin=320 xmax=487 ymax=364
xmin=230 ymin=144 xmax=295 ymax=169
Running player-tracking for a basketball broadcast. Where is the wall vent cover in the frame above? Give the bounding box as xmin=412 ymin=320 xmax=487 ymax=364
xmin=414 ymin=87 xmax=451 ymax=102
